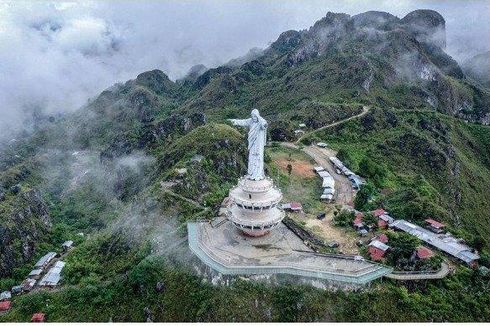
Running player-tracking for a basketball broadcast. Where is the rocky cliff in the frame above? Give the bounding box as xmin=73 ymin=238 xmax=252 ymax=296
xmin=0 ymin=189 xmax=51 ymax=277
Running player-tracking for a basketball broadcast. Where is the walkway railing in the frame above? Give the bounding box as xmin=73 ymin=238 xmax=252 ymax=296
xmin=188 ymin=222 xmax=392 ymax=285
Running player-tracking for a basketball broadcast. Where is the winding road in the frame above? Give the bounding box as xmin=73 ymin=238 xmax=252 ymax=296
xmin=297 ymin=105 xmax=370 ymax=143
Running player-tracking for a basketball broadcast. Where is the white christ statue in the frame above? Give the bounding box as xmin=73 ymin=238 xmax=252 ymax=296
xmin=229 ymin=109 xmax=268 ymax=181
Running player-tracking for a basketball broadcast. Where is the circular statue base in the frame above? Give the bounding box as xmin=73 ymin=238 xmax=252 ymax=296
xmin=227 ymin=176 xmax=285 ymax=237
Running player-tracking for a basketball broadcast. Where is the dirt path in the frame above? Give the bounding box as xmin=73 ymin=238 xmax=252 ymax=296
xmin=278 ymin=142 xmax=358 ymax=253
xmin=297 ymin=105 xmax=370 ymax=143
xmin=304 ymin=213 xmax=360 ymax=254
xmin=303 ymin=145 xmax=354 ymax=205
xmin=280 ymin=143 xmax=354 ymax=206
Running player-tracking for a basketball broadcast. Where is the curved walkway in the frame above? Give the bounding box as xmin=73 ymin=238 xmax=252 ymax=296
xmin=386 ymin=262 xmax=450 ymax=280
xmin=188 ymin=221 xmax=392 ymax=285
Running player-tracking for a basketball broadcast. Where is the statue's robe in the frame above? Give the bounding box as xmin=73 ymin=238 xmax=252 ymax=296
xmin=232 ymin=116 xmax=267 ymax=180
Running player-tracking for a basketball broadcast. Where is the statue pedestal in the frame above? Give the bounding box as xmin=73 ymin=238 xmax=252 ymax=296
xmin=227 ymin=176 xmax=285 ymax=237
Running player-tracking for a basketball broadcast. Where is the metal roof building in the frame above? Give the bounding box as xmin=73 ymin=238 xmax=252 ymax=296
xmin=39 ymin=261 xmax=65 ymax=287
xmin=34 ymin=252 xmax=57 ymax=269
xmin=390 ymin=220 xmax=480 ymax=266
xmin=313 ymin=166 xmax=325 ymax=172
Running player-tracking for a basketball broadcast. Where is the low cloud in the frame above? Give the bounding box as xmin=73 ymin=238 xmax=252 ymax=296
xmin=0 ymin=1 xmax=488 ymax=141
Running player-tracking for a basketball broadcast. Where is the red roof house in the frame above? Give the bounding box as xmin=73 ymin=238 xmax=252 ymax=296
xmin=353 ymin=213 xmax=364 ymax=228
xmin=282 ymin=202 xmax=303 ymax=212
xmin=31 ymin=313 xmax=45 ymax=322
xmin=377 ymin=233 xmax=389 ymax=243
xmin=372 ymin=208 xmax=386 ymax=217
xmin=425 ymin=218 xmax=445 ymax=233
xmin=378 ymin=219 xmax=388 ymax=229
xmin=416 ymin=246 xmax=435 ymax=260
xmin=290 ymin=202 xmax=302 ymax=211
xmin=368 ymin=240 xmax=390 ymax=261
xmin=0 ymin=301 xmax=11 ymax=312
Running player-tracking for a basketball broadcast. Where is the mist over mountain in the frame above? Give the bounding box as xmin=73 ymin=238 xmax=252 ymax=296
xmin=1 ymin=2 xmax=490 ymax=322
xmin=1 ymin=0 xmax=489 ymax=143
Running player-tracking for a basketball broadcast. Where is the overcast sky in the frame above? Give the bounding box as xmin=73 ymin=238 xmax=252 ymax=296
xmin=0 ymin=0 xmax=489 ymax=138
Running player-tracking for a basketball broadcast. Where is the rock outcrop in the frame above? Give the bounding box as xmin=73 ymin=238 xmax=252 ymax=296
xmin=0 ymin=189 xmax=51 ymax=277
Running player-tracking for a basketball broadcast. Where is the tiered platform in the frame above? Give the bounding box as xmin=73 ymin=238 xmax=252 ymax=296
xmin=188 ymin=220 xmax=392 ymax=286
xmin=227 ymin=177 xmax=285 ymax=236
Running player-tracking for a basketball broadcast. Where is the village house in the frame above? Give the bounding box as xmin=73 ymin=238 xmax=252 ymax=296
xmin=313 ymin=166 xmax=324 ymax=173
xmin=368 ymin=240 xmax=390 ymax=261
xmin=0 ymin=300 xmax=11 ymax=312
xmin=31 ymin=313 xmax=46 ymax=322
xmin=391 ymin=219 xmax=480 ymax=267
xmin=11 ymin=285 xmax=23 ymax=295
xmin=34 ymin=252 xmax=57 ymax=270
xmin=21 ymin=278 xmax=37 ymax=292
xmin=315 ymin=168 xmax=335 ymax=201
xmin=62 ymin=240 xmax=74 ymax=252
xmin=425 ymin=218 xmax=445 ymax=233
xmin=353 ymin=212 xmax=364 ymax=230
xmin=372 ymin=233 xmax=389 ymax=244
xmin=411 ymin=246 xmax=435 ymax=262
xmin=28 ymin=269 xmax=43 ymax=280
xmin=372 ymin=208 xmax=386 ymax=217
xmin=0 ymin=291 xmax=11 ymax=301
xmin=281 ymin=202 xmax=303 ymax=212
xmin=39 ymin=261 xmax=66 ymax=287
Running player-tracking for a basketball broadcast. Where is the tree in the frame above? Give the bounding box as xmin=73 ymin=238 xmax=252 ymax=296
xmin=354 ymin=183 xmax=376 ymax=211
xmin=333 ymin=210 xmax=355 ymax=227
xmin=363 ymin=212 xmax=377 ymax=228
xmin=337 ymin=148 xmax=354 ymax=168
xmin=387 ymin=231 xmax=420 ymax=267
xmin=358 ymin=157 xmax=387 ymax=187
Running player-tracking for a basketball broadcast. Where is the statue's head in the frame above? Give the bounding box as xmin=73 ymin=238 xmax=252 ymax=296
xmin=251 ymin=109 xmax=260 ymax=122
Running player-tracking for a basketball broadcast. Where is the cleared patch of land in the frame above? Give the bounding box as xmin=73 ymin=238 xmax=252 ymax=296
xmin=274 ymin=157 xmax=316 ymax=178
xmin=268 ymin=145 xmax=360 ymax=255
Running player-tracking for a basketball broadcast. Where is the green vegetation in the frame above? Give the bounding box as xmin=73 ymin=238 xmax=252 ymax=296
xmin=1 ymin=9 xmax=490 ymax=322
xmin=333 ymin=210 xmax=355 ymax=227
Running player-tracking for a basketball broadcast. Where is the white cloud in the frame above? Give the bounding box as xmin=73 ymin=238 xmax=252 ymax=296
xmin=0 ymin=0 xmax=488 ymax=140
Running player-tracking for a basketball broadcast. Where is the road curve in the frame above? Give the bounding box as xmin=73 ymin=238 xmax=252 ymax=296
xmin=297 ymin=105 xmax=370 ymax=144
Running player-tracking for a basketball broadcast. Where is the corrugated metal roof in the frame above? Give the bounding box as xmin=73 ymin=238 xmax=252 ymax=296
xmin=62 ymin=240 xmax=74 ymax=247
xmin=0 ymin=291 xmax=11 ymax=301
xmin=318 ymin=170 xmax=331 ymax=178
xmin=391 ymin=220 xmax=479 ymax=264
xmin=322 ymin=177 xmax=335 ymax=188
xmin=28 ymin=269 xmax=43 ymax=276
xmin=39 ymin=261 xmax=65 ymax=286
xmin=34 ymin=252 xmax=57 ymax=268
xmin=369 ymin=240 xmax=390 ymax=251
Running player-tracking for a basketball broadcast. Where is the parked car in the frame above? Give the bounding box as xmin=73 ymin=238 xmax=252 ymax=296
xmin=317 ymin=213 xmax=326 ymax=220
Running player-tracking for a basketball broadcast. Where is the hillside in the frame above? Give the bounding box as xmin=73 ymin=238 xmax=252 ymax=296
xmin=1 ymin=8 xmax=490 ymax=322
xmin=462 ymin=51 xmax=490 ymax=89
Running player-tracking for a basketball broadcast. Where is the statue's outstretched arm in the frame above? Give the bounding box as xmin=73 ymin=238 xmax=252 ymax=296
xmin=228 ymin=118 xmax=250 ymax=127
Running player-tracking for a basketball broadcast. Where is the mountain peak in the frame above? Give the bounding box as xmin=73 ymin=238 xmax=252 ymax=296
xmin=401 ymin=9 xmax=446 ymax=48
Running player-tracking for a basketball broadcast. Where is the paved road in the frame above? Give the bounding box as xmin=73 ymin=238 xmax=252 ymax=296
xmin=297 ymin=105 xmax=370 ymax=143
xmin=386 ymin=262 xmax=450 ymax=280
